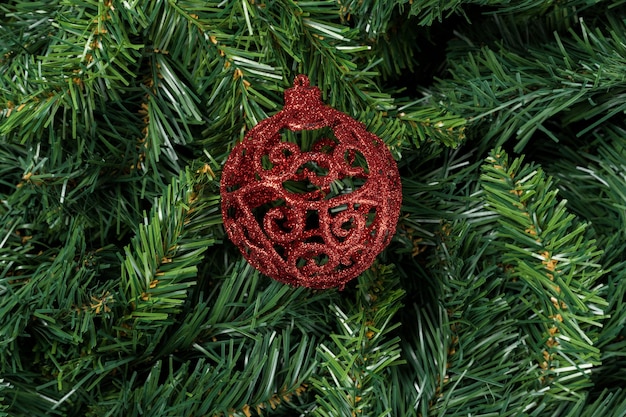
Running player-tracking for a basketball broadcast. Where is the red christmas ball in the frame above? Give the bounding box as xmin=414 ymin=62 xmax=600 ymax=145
xmin=221 ymin=75 xmax=401 ymax=289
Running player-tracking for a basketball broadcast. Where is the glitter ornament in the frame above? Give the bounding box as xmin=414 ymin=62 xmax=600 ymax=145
xmin=221 ymin=75 xmax=401 ymax=289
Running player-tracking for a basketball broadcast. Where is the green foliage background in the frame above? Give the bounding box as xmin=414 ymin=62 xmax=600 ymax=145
xmin=1 ymin=0 xmax=626 ymax=415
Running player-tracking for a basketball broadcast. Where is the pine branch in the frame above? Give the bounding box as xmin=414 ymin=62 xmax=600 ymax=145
xmin=406 ymin=0 xmax=612 ymax=27
xmin=336 ymin=0 xmax=411 ymax=39
xmin=308 ymin=264 xmax=405 ymax=417
xmin=426 ymin=216 xmax=539 ymax=416
xmin=0 ymin=169 xmax=221 ymax=415
xmin=395 ymin=303 xmax=450 ymax=417
xmin=480 ymin=147 xmax=607 ymax=402
xmin=130 ymin=260 xmax=335 ymax=417
xmin=118 ymin=174 xmax=216 ymax=324
xmin=539 ymin=126 xmax=626 ymax=394
xmin=547 ymin=126 xmax=626 ymax=246
xmin=434 ymin=12 xmax=626 ymax=151
xmin=399 ymin=146 xmax=493 ymax=249
xmin=86 ymin=335 xmax=313 ymax=417
xmin=408 ymin=0 xmax=468 ymax=25
xmin=397 ymin=142 xmax=616 ymax=415
xmin=579 ymin=389 xmax=626 ymax=417
xmin=0 ymin=0 xmax=144 ymax=144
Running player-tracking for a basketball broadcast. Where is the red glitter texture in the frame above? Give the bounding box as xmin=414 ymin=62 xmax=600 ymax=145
xmin=221 ymin=75 xmax=402 ymax=289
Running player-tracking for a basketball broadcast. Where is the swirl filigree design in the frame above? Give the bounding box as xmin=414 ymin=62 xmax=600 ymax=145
xmin=221 ymin=75 xmax=402 ymax=289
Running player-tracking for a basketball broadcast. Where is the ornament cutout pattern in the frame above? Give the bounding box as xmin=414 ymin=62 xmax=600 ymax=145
xmin=221 ymin=75 xmax=401 ymax=289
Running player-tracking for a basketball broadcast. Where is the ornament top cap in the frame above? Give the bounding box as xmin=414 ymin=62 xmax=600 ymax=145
xmin=284 ymin=74 xmax=323 ymax=111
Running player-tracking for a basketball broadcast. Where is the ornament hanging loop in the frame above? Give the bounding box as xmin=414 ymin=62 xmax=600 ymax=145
xmin=293 ymin=74 xmax=310 ymax=88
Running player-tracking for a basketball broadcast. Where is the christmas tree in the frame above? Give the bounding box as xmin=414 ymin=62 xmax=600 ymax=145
xmin=2 ymin=0 xmax=626 ymax=415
